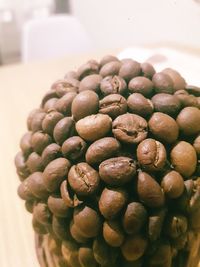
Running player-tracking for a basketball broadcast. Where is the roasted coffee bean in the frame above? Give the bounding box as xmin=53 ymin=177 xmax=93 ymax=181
xmin=103 ymin=220 xmax=124 ymax=247
xmin=99 ymin=187 xmax=128 ymax=219
xmin=52 ymin=216 xmax=70 ymax=240
xmin=148 ymin=208 xmax=166 ymax=241
xmin=175 ymin=90 xmax=198 ymax=108
xmin=55 ymin=92 xmax=77 ymax=115
xmin=79 ymin=74 xmax=102 ymax=93
xmin=60 ymin=180 xmax=83 ymax=208
xmin=73 ymin=206 xmax=101 ymax=238
xmin=41 ymin=89 xmax=58 ymax=107
xmin=32 ymin=216 xmax=48 ymax=235
xmin=137 ymin=138 xmax=167 ymax=172
xmin=141 ymin=62 xmax=155 ymax=79
xmin=99 ymin=61 xmax=121 ymax=77
xmin=30 ymin=111 xmax=46 ymax=132
xmin=137 ymin=171 xmax=165 ymax=208
xmin=64 ymin=70 xmax=78 ymax=80
xmin=44 ymin=98 xmax=58 ymax=112
xmin=86 ymin=137 xmax=121 ymax=165
xmin=31 ymin=131 xmax=52 ymax=154
xmin=79 ymin=247 xmax=98 ymax=267
xmin=42 ymin=110 xmax=64 ymax=135
xmin=68 ymin=162 xmax=100 ymax=196
xmin=170 ymin=141 xmax=197 ymax=178
xmin=76 ymin=114 xmax=112 ymax=142
xmin=62 ymin=136 xmax=87 ymax=161
xmin=121 ymin=234 xmax=147 ymax=261
xmin=33 ymin=202 xmax=52 ymax=226
xmin=152 ymin=72 xmax=174 ymax=94
xmin=164 ymin=214 xmax=188 ymax=238
xmin=53 ymin=117 xmax=75 ymax=145
xmin=176 ymin=107 xmax=200 ymax=136
xmin=112 ymin=113 xmax=148 ymax=144
xmin=43 ymin=158 xmax=71 ymax=192
xmin=189 ymin=208 xmax=200 ymax=231
xmin=127 ymin=93 xmax=154 ymax=117
xmin=161 ymin=170 xmax=184 ymax=198
xmin=17 ymin=179 xmax=34 ymax=200
xmin=123 ymin=202 xmax=147 ymax=234
xmin=72 ymin=90 xmax=99 ymax=121
xmin=25 ymin=200 xmax=35 ymax=213
xmin=20 ymin=132 xmax=33 ymax=157
xmin=100 ymin=55 xmax=119 ymax=67
xmin=15 ymin=151 xmax=30 ymax=180
xmin=193 ymin=135 xmax=200 ymax=157
xmin=100 ymin=75 xmax=127 ymax=95
xmin=119 ymin=59 xmax=141 ymax=81
xmin=51 ymin=79 xmax=79 ymax=97
xmin=151 ymin=93 xmax=181 ymax=117
xmin=77 ymin=60 xmax=99 ymax=80
xmin=185 ymin=84 xmax=200 ymax=96
xmin=171 ymin=233 xmax=187 ymax=250
xmin=70 ymin=221 xmax=89 ymax=243
xmin=61 ymin=239 xmax=79 ymax=264
xmin=27 ymin=172 xmax=49 ymax=199
xmin=26 ymin=152 xmax=43 ymax=172
xmin=148 ymin=241 xmax=172 ymax=266
xmin=128 ymin=76 xmax=153 ymax=97
xmin=48 ymin=194 xmax=71 ymax=218
xmin=41 ymin=143 xmax=62 ymax=167
xmin=162 ymin=68 xmax=186 ymax=91
xmin=149 ymin=112 xmax=179 ymax=143
xmin=27 ymin=108 xmax=43 ymax=130
xmin=99 ymin=157 xmax=136 ymax=186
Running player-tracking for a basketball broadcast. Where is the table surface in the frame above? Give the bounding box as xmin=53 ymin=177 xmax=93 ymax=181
xmin=0 ymin=47 xmax=200 ymax=267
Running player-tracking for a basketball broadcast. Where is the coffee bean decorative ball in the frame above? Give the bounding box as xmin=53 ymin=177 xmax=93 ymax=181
xmin=15 ymin=55 xmax=200 ymax=267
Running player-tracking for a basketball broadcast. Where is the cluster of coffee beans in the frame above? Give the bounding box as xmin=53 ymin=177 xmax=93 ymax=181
xmin=15 ymin=55 xmax=200 ymax=267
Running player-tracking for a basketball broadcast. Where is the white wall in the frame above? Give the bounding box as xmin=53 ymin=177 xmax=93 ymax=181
xmin=71 ymin=0 xmax=200 ymax=49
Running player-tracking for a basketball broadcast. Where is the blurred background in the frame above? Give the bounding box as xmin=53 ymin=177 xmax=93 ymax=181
xmin=0 ymin=0 xmax=200 ymax=65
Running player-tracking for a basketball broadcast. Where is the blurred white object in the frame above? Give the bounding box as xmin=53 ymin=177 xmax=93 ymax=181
xmin=21 ymin=14 xmax=93 ymax=62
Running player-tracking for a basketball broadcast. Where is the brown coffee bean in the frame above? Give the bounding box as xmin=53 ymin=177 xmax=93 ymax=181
xmin=162 ymin=68 xmax=186 ymax=91
xmin=51 ymin=78 xmax=79 ymax=97
xmin=99 ymin=61 xmax=121 ymax=77
xmin=17 ymin=179 xmax=34 ymax=200
xmin=25 ymin=200 xmax=35 ymax=213
xmin=175 ymin=90 xmax=198 ymax=108
xmin=42 ymin=110 xmax=64 ymax=135
xmin=47 ymin=194 xmax=71 ymax=218
xmin=103 ymin=220 xmax=124 ymax=247
xmin=149 ymin=112 xmax=179 ymax=143
xmin=141 ymin=62 xmax=155 ymax=79
xmin=119 ymin=60 xmax=141 ymax=81
xmin=127 ymin=93 xmax=154 ymax=117
xmin=73 ymin=206 xmax=101 ymax=238
xmin=137 ymin=138 xmax=167 ymax=172
xmin=164 ymin=214 xmax=188 ymax=238
xmin=137 ymin=171 xmax=165 ymax=208
xmin=152 ymin=72 xmax=174 ymax=94
xmin=72 ymin=90 xmax=99 ymax=121
xmin=30 ymin=111 xmax=46 ymax=132
xmin=100 ymin=55 xmax=119 ymax=67
xmin=26 ymin=152 xmax=44 ymax=172
xmin=193 ymin=135 xmax=200 ymax=157
xmin=43 ymin=158 xmax=71 ymax=192
xmin=99 ymin=157 xmax=136 ymax=186
xmin=76 ymin=114 xmax=112 ymax=142
xmin=77 ymin=60 xmax=99 ymax=80
xmin=151 ymin=93 xmax=181 ymax=117
xmin=20 ymin=132 xmax=33 ymax=157
xmin=70 ymin=221 xmax=89 ymax=243
xmin=161 ymin=171 xmax=184 ymax=198
xmin=79 ymin=247 xmax=98 ymax=267
xmin=121 ymin=235 xmax=147 ymax=261
xmin=185 ymin=84 xmax=200 ymax=96
xmin=85 ymin=137 xmax=121 ymax=165
xmin=189 ymin=208 xmax=200 ymax=231
xmin=53 ymin=117 xmax=75 ymax=145
xmin=60 ymin=180 xmax=83 ymax=208
xmin=27 ymin=172 xmax=49 ymax=199
xmin=27 ymin=108 xmax=43 ymax=130
xmin=44 ymin=98 xmax=58 ymax=112
xmin=170 ymin=141 xmax=197 ymax=178
xmin=128 ymin=76 xmax=153 ymax=97
xmin=148 ymin=241 xmax=172 ymax=266
xmin=55 ymin=92 xmax=77 ymax=115
xmin=52 ymin=216 xmax=70 ymax=240
xmin=112 ymin=113 xmax=148 ymax=144
xmin=41 ymin=89 xmax=58 ymax=107
xmin=148 ymin=208 xmax=166 ymax=241
xmin=99 ymin=94 xmax=127 ymax=118
xmin=32 ymin=216 xmax=48 ymax=235
xmin=62 ymin=239 xmax=79 ymax=264
xmin=33 ymin=202 xmax=52 ymax=226
xmin=171 ymin=233 xmax=187 ymax=250
xmin=62 ymin=136 xmax=87 ymax=161
xmin=68 ymin=162 xmax=100 ymax=196
xmin=99 ymin=187 xmax=128 ymax=219
xmin=100 ymin=75 xmax=127 ymax=96
xmin=15 ymin=151 xmax=30 ymax=180
xmin=41 ymin=143 xmax=61 ymax=168
xmin=31 ymin=131 xmax=52 ymax=154
xmin=122 ymin=202 xmax=147 ymax=234
xmin=79 ymin=74 xmax=102 ymax=93
xmin=176 ymin=106 xmax=200 ymax=136
xmin=64 ymin=70 xmax=78 ymax=80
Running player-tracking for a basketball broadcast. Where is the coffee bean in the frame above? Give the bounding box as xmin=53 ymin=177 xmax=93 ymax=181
xmin=41 ymin=89 xmax=58 ymax=107
xmin=53 ymin=117 xmax=75 ymax=145
xmin=51 ymin=78 xmax=79 ymax=97
xmin=26 ymin=152 xmax=43 ymax=172
xmin=25 ymin=200 xmax=35 ymax=213
xmin=99 ymin=157 xmax=136 ymax=186
xmin=152 ymin=72 xmax=174 ymax=94
xmin=73 ymin=206 xmax=101 ymax=238
xmin=171 ymin=233 xmax=187 ymax=250
xmin=193 ymin=135 xmax=200 ymax=157
xmin=31 ymin=131 xmax=52 ymax=154
xmin=148 ymin=241 xmax=171 ymax=266
xmin=121 ymin=235 xmax=147 ymax=261
xmin=62 ymin=239 xmax=79 ymax=264
xmin=103 ymin=220 xmax=124 ymax=247
xmin=72 ymin=90 xmax=99 ymax=121
xmin=42 ymin=110 xmax=64 ymax=135
xmin=47 ymin=194 xmax=71 ymax=218
xmin=70 ymin=220 xmax=89 ymax=243
xmin=119 ymin=60 xmax=141 ymax=81
xmin=137 ymin=138 xmax=167 ymax=172
xmin=20 ymin=132 xmax=33 ymax=157
xmin=176 ymin=107 xmax=200 ymax=136
xmin=100 ymin=75 xmax=127 ymax=96
xmin=149 ymin=112 xmax=179 ymax=143
xmin=52 ymin=216 xmax=70 ymax=240
xmin=79 ymin=247 xmax=98 ymax=267
xmin=141 ymin=62 xmax=155 ymax=79
xmin=137 ymin=171 xmax=165 ymax=208
xmin=174 ymin=90 xmax=198 ymax=108
xmin=99 ymin=94 xmax=127 ymax=119
xmin=148 ymin=208 xmax=166 ymax=241
xmin=27 ymin=172 xmax=49 ymax=199
xmin=79 ymin=74 xmax=102 ymax=93
xmin=76 ymin=114 xmax=112 ymax=142
xmin=33 ymin=202 xmax=52 ymax=226
xmin=30 ymin=111 xmax=46 ymax=132
xmin=99 ymin=187 xmax=128 ymax=219
xmin=151 ymin=93 xmax=181 ymax=117
xmin=17 ymin=179 xmax=34 ymax=200
xmin=127 ymin=93 xmax=154 ymax=117
xmin=170 ymin=141 xmax=197 ymax=178
xmin=15 ymin=151 xmax=30 ymax=180
xmin=60 ymin=180 xmax=83 ymax=208
xmin=43 ymin=158 xmax=71 ymax=192
xmin=77 ymin=60 xmax=99 ymax=80
xmin=161 ymin=171 xmax=184 ymax=198
xmin=44 ymin=98 xmax=58 ymax=112
xmin=99 ymin=61 xmax=121 ymax=77
xmin=100 ymin=55 xmax=119 ymax=67
xmin=112 ymin=113 xmax=148 ymax=144
xmin=86 ymin=137 xmax=121 ymax=165
xmin=162 ymin=68 xmax=186 ymax=91
xmin=128 ymin=76 xmax=153 ymax=97
xmin=64 ymin=70 xmax=78 ymax=80
xmin=55 ymin=92 xmax=77 ymax=115
xmin=32 ymin=216 xmax=48 ymax=235
xmin=27 ymin=108 xmax=43 ymax=131
xmin=164 ymin=214 xmax=188 ymax=238
xmin=185 ymin=84 xmax=200 ymax=96
xmin=189 ymin=208 xmax=200 ymax=231
xmin=122 ymin=202 xmax=147 ymax=234
xmin=62 ymin=136 xmax=87 ymax=161
xmin=41 ymin=143 xmax=61 ymax=168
